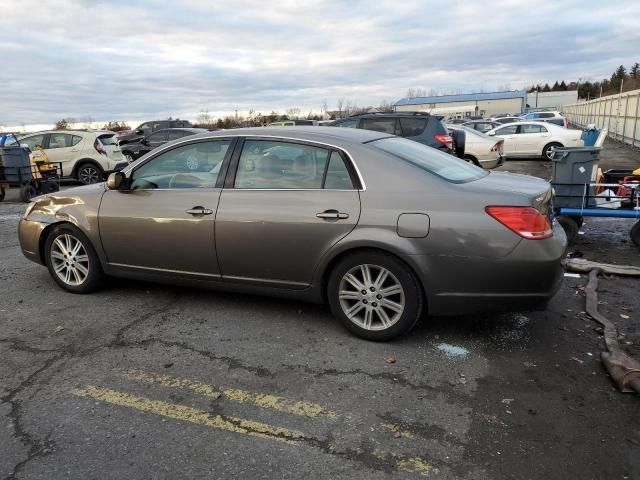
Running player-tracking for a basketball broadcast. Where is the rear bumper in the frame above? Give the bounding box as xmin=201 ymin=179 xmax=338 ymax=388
xmin=478 ymin=153 xmax=504 ymax=170
xmin=18 ymin=218 xmax=46 ymax=265
xmin=405 ymin=221 xmax=567 ymax=316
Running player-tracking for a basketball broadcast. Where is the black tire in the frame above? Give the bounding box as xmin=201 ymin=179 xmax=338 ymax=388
xmin=542 ymin=142 xmax=563 ymax=161
xmin=327 ymin=250 xmax=424 ymax=341
xmin=76 ymin=162 xmax=104 ymax=185
xmin=557 ymin=215 xmax=580 ymax=244
xmin=44 ymin=224 xmax=104 ymax=293
xmin=631 ymin=221 xmax=640 ymax=248
xmin=19 ymin=183 xmax=37 ymax=203
xmin=464 ymin=155 xmax=481 ymax=167
xmin=0 ymin=187 xmax=5 ymax=202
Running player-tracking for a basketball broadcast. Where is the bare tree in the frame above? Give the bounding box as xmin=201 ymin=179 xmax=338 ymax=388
xmin=428 ymin=88 xmax=438 ymax=96
xmin=286 ymin=107 xmax=301 ymax=119
xmin=322 ymin=98 xmax=329 ymax=119
xmin=336 ymin=98 xmax=345 ymax=118
xmin=378 ymin=99 xmax=394 ymax=112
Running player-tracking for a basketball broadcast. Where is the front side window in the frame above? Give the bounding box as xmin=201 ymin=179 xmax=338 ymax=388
xmin=235 ymin=140 xmax=330 ymax=189
xmin=495 ymin=125 xmax=518 ymax=135
xmin=476 ymin=123 xmax=494 ymax=133
xmin=360 ymin=118 xmax=399 ymax=135
xmin=21 ymin=134 xmax=45 ymax=149
xmin=147 ymin=131 xmax=166 ymax=143
xmin=130 ymin=140 xmax=231 ymax=189
xmin=334 ymin=119 xmax=358 ymax=128
xmin=369 ymin=137 xmax=487 ymax=183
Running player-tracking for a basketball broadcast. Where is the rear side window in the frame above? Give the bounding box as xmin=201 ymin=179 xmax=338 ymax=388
xmin=48 ymin=133 xmax=74 ymax=149
xmin=538 ymin=113 xmax=554 ymax=118
xmin=360 ymin=118 xmax=399 ymax=135
xmin=324 ymin=151 xmax=354 ymax=189
xmin=334 ymin=119 xmax=358 ymax=128
xmin=521 ymin=124 xmax=547 ymax=133
xmin=168 ymin=130 xmax=187 ymax=140
xmin=369 ymin=137 xmax=487 ymax=183
xmin=399 ymin=118 xmax=427 ymax=137
xmin=495 ymin=125 xmax=518 ymax=135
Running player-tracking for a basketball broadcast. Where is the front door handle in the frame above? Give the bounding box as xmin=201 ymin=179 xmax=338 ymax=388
xmin=186 ymin=206 xmax=213 ymax=216
xmin=316 ymin=209 xmax=349 ymax=220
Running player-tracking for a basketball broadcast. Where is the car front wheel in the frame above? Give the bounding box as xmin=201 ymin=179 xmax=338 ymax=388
xmin=543 ymin=142 xmax=562 ymax=161
xmin=44 ymin=224 xmax=103 ymax=293
xmin=327 ymin=251 xmax=424 ymax=341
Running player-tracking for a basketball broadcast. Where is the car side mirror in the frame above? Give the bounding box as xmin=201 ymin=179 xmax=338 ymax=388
xmin=487 ymin=131 xmax=495 ymax=136
xmin=135 ymin=129 xmax=144 ymax=135
xmin=106 ymin=171 xmax=127 ymax=190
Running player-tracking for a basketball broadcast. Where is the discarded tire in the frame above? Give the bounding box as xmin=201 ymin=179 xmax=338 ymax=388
xmin=557 ymin=215 xmax=580 ymax=244
xmin=631 ymin=221 xmax=640 ymax=248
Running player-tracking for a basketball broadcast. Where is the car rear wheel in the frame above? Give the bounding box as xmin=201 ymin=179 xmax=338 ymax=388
xmin=44 ymin=224 xmax=103 ymax=293
xmin=77 ymin=163 xmax=103 ymax=185
xmin=19 ymin=183 xmax=37 ymax=203
xmin=543 ymin=142 xmax=562 ymax=161
xmin=631 ymin=221 xmax=640 ymax=248
xmin=557 ymin=215 xmax=580 ymax=244
xmin=327 ymin=251 xmax=423 ymax=341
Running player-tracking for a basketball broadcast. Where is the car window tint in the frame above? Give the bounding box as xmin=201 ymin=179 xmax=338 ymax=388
xmin=235 ymin=140 xmax=330 ymax=189
xmin=96 ymin=134 xmax=115 ymax=145
xmin=168 ymin=130 xmax=187 ymax=140
xmin=478 ymin=123 xmax=494 ymax=132
xmin=130 ymin=140 xmax=231 ymax=190
xmin=399 ymin=118 xmax=427 ymax=137
xmin=369 ymin=137 xmax=487 ymax=183
xmin=334 ymin=119 xmax=358 ymax=128
xmin=20 ymin=134 xmax=45 ymax=149
xmin=48 ymin=133 xmax=73 ymax=149
xmin=495 ymin=125 xmax=518 ymax=135
xmin=324 ymin=151 xmax=354 ymax=189
xmin=521 ymin=124 xmax=544 ymax=133
xmin=360 ymin=118 xmax=398 ymax=135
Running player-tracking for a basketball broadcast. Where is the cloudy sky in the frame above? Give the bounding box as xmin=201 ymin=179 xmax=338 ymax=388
xmin=1 ymin=0 xmax=639 ymax=128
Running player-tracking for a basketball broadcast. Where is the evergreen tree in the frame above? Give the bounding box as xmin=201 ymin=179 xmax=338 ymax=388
xmin=552 ymin=81 xmax=560 ymax=91
xmin=559 ymin=80 xmax=568 ymax=91
xmin=542 ymin=83 xmax=551 ymax=92
xmin=631 ymin=62 xmax=639 ymax=79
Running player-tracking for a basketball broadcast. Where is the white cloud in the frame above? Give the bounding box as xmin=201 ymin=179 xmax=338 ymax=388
xmin=0 ymin=0 xmax=638 ymax=126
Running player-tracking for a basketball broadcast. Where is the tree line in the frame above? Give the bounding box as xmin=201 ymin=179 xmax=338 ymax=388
xmin=527 ymin=62 xmax=640 ymax=99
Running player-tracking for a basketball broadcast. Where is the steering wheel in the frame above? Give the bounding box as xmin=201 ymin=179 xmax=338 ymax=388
xmin=185 ymin=154 xmax=200 ymax=171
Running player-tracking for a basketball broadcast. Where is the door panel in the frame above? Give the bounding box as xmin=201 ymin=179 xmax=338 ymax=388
xmin=215 ymin=190 xmax=360 ymax=286
xmin=44 ymin=133 xmax=82 ymax=176
xmin=99 ymin=189 xmax=221 ymax=275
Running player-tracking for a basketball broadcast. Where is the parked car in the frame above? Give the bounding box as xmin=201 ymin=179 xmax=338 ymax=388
xmin=446 ymin=124 xmax=504 ymax=169
xmin=490 ymin=116 xmax=522 ymax=124
xmin=118 ymin=119 xmax=193 ymax=145
xmin=121 ymin=128 xmax=209 ymax=161
xmin=19 ymin=127 xmax=566 ymax=341
xmin=268 ymin=120 xmax=318 ymax=126
xmin=327 ymin=112 xmax=454 ymax=153
xmin=461 ymin=120 xmax=502 ymax=133
xmin=520 ymin=111 xmax=567 ymax=127
xmin=486 ymin=121 xmax=583 ymax=159
xmin=17 ymin=130 xmax=128 ymax=184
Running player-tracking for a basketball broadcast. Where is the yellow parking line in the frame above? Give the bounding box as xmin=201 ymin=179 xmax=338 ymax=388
xmin=396 ymin=457 xmax=440 ymax=477
xmin=121 ymin=369 xmax=336 ymax=418
xmin=381 ymin=422 xmax=414 ymax=439
xmin=72 ymin=385 xmax=304 ymax=444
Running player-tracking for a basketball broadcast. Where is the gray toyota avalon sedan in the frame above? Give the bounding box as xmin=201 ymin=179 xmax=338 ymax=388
xmin=18 ymin=127 xmax=566 ymax=341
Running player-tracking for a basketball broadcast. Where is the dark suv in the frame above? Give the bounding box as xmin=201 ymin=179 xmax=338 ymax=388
xmin=120 ymin=128 xmax=208 ymax=161
xmin=118 ymin=119 xmax=193 ymax=145
xmin=327 ymin=112 xmax=453 ymax=152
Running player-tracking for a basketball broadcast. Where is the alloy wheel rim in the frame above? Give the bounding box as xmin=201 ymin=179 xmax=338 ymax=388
xmin=80 ymin=166 xmax=99 ymax=184
xmin=338 ymin=264 xmax=405 ymax=331
xmin=50 ymin=234 xmax=90 ymax=286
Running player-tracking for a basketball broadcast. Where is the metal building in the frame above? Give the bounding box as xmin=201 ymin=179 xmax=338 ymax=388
xmin=394 ymin=91 xmax=527 ymax=118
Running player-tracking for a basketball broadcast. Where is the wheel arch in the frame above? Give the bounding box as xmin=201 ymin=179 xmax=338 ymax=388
xmin=318 ymin=245 xmax=429 ymax=313
xmin=542 ymin=141 xmax=563 ymax=156
xmin=72 ymin=158 xmax=105 ymax=178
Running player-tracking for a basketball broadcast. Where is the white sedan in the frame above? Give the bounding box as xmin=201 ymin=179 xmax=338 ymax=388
xmin=486 ymin=121 xmax=583 ymax=160
xmin=447 ymin=124 xmax=504 ymax=169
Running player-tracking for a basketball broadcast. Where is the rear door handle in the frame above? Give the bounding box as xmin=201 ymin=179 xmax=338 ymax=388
xmin=186 ymin=206 xmax=213 ymax=216
xmin=316 ymin=209 xmax=349 ymax=220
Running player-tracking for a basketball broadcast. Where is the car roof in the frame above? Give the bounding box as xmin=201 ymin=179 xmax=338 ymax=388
xmin=154 ymin=127 xmax=209 ymax=133
xmin=187 ymin=126 xmax=394 ymax=145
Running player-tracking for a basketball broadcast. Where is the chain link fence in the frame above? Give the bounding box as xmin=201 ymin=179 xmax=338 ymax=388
xmin=561 ymin=88 xmax=640 ymax=148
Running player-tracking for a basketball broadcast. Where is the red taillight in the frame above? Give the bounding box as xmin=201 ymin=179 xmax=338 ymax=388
xmin=485 ymin=206 xmax=552 ymax=240
xmin=94 ymin=140 xmax=106 ymax=155
xmin=491 ymin=140 xmax=503 ymax=152
xmin=563 ymin=118 xmax=568 ymax=128
xmin=434 ymin=134 xmax=454 ymax=149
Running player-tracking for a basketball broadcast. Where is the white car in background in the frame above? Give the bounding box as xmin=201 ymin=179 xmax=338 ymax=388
xmin=18 ymin=130 xmax=128 ymax=184
xmin=447 ymin=124 xmax=504 ymax=169
xmin=486 ymin=121 xmax=583 ymax=160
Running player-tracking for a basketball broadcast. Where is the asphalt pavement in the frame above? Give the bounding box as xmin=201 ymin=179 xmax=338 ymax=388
xmin=1 ymin=140 xmax=639 ymax=479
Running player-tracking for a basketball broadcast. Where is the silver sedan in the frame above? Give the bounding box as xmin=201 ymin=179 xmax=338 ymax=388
xmin=19 ymin=127 xmax=566 ymax=341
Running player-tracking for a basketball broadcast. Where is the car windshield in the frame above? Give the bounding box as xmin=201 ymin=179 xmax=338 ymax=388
xmin=368 ymin=137 xmax=488 ymax=183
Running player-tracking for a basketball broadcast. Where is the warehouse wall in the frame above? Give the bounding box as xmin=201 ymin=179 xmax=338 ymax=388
xmin=396 ymin=98 xmax=522 ymax=117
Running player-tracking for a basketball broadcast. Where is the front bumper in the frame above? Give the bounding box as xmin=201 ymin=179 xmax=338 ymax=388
xmin=18 ymin=218 xmax=47 ymax=265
